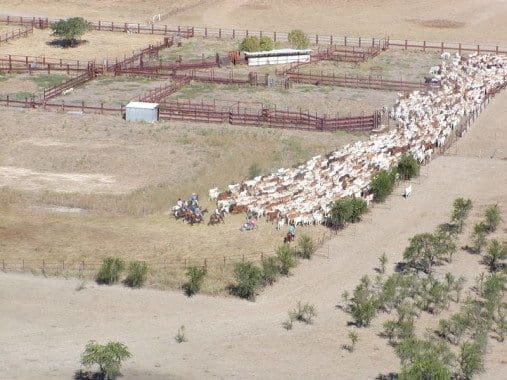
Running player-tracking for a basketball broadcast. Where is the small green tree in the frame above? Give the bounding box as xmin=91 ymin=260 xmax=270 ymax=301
xmin=484 ymin=240 xmax=507 ymax=272
xmin=451 ymin=197 xmax=473 ymax=233
xmin=260 ymin=256 xmax=279 ymax=286
xmin=287 ymin=29 xmax=310 ymax=49
xmin=276 ymin=244 xmax=296 ymax=275
xmin=232 ymin=261 xmax=262 ymax=300
xmin=183 ymin=266 xmax=207 ymax=296
xmin=370 ymin=169 xmax=396 ymax=202
xmin=459 ymin=341 xmax=485 ymax=379
xmin=471 ymin=222 xmax=488 ymax=254
xmin=239 ymin=36 xmax=260 ymax=52
xmin=96 ymin=257 xmax=125 ymax=285
xmin=329 ymin=197 xmax=367 ymax=227
xmin=403 ymin=233 xmax=437 ymax=273
xmin=396 ymin=153 xmax=420 ymax=180
xmin=81 ymin=341 xmax=131 ymax=380
xmin=296 ymin=235 xmax=315 ymax=259
xmin=289 ymin=301 xmax=317 ymax=324
xmin=484 ymin=204 xmax=502 ymax=232
xmin=50 ymin=17 xmax=92 ymax=47
xmin=259 ymin=36 xmax=274 ymax=51
xmin=124 ymin=260 xmax=149 ymax=288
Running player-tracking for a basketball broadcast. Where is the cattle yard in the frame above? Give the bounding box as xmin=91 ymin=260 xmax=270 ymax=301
xmin=0 ymin=14 xmax=506 ymax=293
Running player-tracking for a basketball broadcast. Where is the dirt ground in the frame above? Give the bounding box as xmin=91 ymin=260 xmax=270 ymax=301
xmin=2 ymin=1 xmax=507 ymax=45
xmin=0 ymin=28 xmax=164 ymax=62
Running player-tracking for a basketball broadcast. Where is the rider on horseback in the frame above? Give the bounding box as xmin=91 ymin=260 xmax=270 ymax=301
xmin=288 ymin=223 xmax=296 ymax=239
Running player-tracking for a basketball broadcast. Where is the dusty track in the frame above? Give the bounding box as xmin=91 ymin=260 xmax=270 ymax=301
xmin=1 ymin=89 xmax=506 ymax=379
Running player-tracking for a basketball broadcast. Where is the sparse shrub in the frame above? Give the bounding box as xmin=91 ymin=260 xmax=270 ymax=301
xmin=471 ymin=222 xmax=488 ymax=254
xmin=282 ymin=316 xmax=294 ymax=330
xmin=81 ymin=340 xmax=131 ymax=380
xmin=379 ymin=253 xmax=388 ymax=274
xmin=296 ymin=235 xmax=315 ymax=259
xmin=403 ymin=233 xmax=440 ymax=273
xmin=396 ymin=153 xmax=420 ymax=180
xmin=349 ymin=275 xmax=378 ymax=327
xmin=484 ymin=204 xmax=502 ymax=232
xmin=288 ymin=29 xmax=310 ymax=49
xmin=459 ymin=341 xmax=485 ymax=379
xmin=276 ymin=244 xmax=296 ymax=275
xmin=346 ymin=330 xmax=359 ymax=352
xmin=370 ymin=169 xmax=396 ymax=202
xmin=183 ymin=266 xmax=207 ymax=296
xmin=395 ymin=338 xmax=455 ymax=377
xmin=50 ymin=17 xmax=92 ymax=47
xmin=96 ymin=257 xmax=125 ymax=285
xmin=451 ymin=198 xmax=473 ymax=233
xmin=175 ymin=325 xmax=187 ymax=343
xmin=484 ymin=240 xmax=507 ymax=272
xmin=289 ymin=301 xmax=317 ymax=324
xmin=260 ymin=256 xmax=280 ymax=286
xmin=437 ymin=313 xmax=470 ymax=345
xmin=124 ymin=260 xmax=149 ymax=288
xmin=329 ymin=197 xmax=367 ymax=227
xmin=232 ymin=261 xmax=262 ymax=300
xmin=248 ymin=162 xmax=262 ymax=179
xmin=239 ymin=36 xmax=275 ymax=52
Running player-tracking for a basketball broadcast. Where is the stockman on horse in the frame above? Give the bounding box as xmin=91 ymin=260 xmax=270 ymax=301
xmin=284 ymin=223 xmax=296 ymax=243
xmin=240 ymin=217 xmax=257 ymax=231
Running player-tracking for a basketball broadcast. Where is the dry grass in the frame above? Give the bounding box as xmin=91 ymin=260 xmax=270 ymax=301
xmin=0 ymin=29 xmax=164 ymax=62
xmin=169 ymin=81 xmax=396 ymax=115
xmin=297 ymin=49 xmax=442 ymax=81
xmin=0 ymin=106 xmax=355 ymax=292
xmin=0 ymin=73 xmax=71 ymax=99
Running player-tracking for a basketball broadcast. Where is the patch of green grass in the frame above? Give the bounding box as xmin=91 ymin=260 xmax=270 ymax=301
xmin=13 ymin=91 xmax=36 ymax=99
xmin=30 ymin=74 xmax=70 ymax=89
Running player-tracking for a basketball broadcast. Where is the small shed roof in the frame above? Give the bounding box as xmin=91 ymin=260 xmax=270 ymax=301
xmin=244 ymin=48 xmax=312 ymax=58
xmin=126 ymin=101 xmax=159 ymax=109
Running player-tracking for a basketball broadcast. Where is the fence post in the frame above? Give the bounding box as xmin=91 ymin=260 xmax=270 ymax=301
xmin=459 ymin=43 xmax=461 ymax=55
xmin=204 ymin=27 xmax=207 ymax=37
xmin=273 ymin=31 xmax=276 ymax=41
xmin=219 ymin=28 xmax=222 ymax=38
xmin=42 ymin=259 xmax=45 ymax=274
xmin=204 ymin=258 xmax=207 ymax=269
xmin=423 ymin=40 xmax=426 ymax=51
xmin=232 ymin=29 xmax=235 ymax=39
xmin=98 ymin=21 xmax=101 ymax=31
xmin=2 ymin=259 xmax=4 ymax=271
xmin=359 ymin=37 xmax=361 ymax=47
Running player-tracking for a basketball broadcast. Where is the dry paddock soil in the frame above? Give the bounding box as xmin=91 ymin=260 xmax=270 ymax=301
xmin=1 ymin=91 xmax=506 ymax=379
xmin=1 ymin=1 xmax=507 ymax=379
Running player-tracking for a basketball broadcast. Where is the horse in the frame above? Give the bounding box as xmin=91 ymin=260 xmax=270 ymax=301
xmin=208 ymin=212 xmax=224 ymax=225
xmin=283 ymin=232 xmax=295 ymax=243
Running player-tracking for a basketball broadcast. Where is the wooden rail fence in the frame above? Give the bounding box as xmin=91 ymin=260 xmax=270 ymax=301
xmin=42 ymin=68 xmax=98 ymax=100
xmin=283 ymin=69 xmax=440 ymax=92
xmin=159 ymin=99 xmax=380 ymax=132
xmin=1 ymin=14 xmax=506 ymax=54
xmin=0 ymin=25 xmax=33 ymax=44
xmin=0 ymin=55 xmax=95 ymax=74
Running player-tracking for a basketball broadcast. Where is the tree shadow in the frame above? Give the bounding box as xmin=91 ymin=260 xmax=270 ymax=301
xmin=47 ymin=39 xmax=88 ymax=48
xmin=74 ymin=370 xmax=104 ymax=380
xmin=375 ymin=373 xmax=398 ymax=380
xmin=394 ymin=262 xmax=407 ymax=273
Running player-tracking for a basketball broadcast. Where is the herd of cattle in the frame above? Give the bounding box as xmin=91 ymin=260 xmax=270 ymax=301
xmin=201 ymin=52 xmax=505 ymax=227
